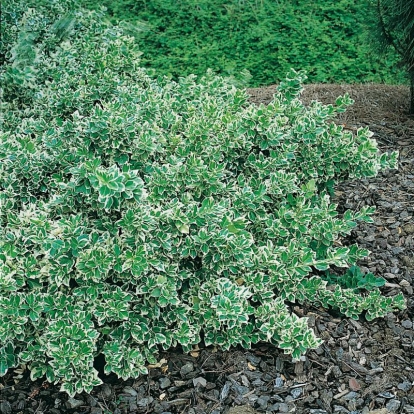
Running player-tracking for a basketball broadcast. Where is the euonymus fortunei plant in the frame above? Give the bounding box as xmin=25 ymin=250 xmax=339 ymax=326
xmin=0 ymin=0 xmax=405 ymax=397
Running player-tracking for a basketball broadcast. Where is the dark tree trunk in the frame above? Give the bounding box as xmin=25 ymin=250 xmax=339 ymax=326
xmin=410 ymin=69 xmax=414 ymax=115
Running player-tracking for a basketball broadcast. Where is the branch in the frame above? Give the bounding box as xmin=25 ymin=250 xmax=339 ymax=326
xmin=377 ymin=0 xmax=405 ymax=56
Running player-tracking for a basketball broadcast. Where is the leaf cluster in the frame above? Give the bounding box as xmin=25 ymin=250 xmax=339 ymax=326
xmin=322 ymin=265 xmax=386 ymax=292
xmin=0 ymin=1 xmax=405 ymax=396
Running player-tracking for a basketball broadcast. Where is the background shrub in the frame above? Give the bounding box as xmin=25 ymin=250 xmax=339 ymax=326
xmin=0 ymin=0 xmax=405 ymax=397
xmin=80 ymin=0 xmax=407 ymax=87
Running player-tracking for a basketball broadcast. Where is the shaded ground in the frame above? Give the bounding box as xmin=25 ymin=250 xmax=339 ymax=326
xmin=1 ymin=84 xmax=414 ymax=414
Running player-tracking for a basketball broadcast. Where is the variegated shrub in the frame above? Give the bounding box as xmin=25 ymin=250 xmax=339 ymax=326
xmin=0 ymin=0 xmax=405 ymax=396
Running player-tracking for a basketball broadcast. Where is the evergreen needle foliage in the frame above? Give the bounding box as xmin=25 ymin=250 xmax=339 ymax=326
xmin=0 ymin=0 xmax=406 ymax=396
xmin=370 ymin=0 xmax=414 ymax=113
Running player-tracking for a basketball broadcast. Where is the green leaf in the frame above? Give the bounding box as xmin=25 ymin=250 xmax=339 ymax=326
xmin=314 ymin=262 xmax=329 ymax=271
xmin=99 ymin=185 xmax=112 ymax=197
xmin=176 ymin=223 xmax=190 ymax=234
xmin=150 ymin=288 xmax=161 ymax=298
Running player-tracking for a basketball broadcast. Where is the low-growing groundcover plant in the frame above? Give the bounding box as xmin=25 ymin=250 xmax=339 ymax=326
xmin=323 ymin=265 xmax=386 ymax=293
xmin=0 ymin=0 xmax=406 ymax=397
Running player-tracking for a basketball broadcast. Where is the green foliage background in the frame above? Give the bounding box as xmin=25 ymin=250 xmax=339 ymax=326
xmin=80 ymin=0 xmax=406 ymax=87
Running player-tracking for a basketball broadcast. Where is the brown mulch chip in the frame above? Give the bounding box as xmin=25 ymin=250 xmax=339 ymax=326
xmin=1 ymin=84 xmax=413 ymax=414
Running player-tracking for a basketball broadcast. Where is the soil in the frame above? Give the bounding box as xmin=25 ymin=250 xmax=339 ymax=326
xmin=1 ymin=84 xmax=413 ymax=414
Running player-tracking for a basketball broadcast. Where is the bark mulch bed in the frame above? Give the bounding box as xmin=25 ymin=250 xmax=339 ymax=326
xmin=1 ymin=84 xmax=413 ymax=414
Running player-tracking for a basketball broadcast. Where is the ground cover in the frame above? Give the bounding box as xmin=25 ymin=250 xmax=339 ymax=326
xmin=1 ymin=84 xmax=413 ymax=414
xmin=4 ymin=0 xmax=406 ymax=397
